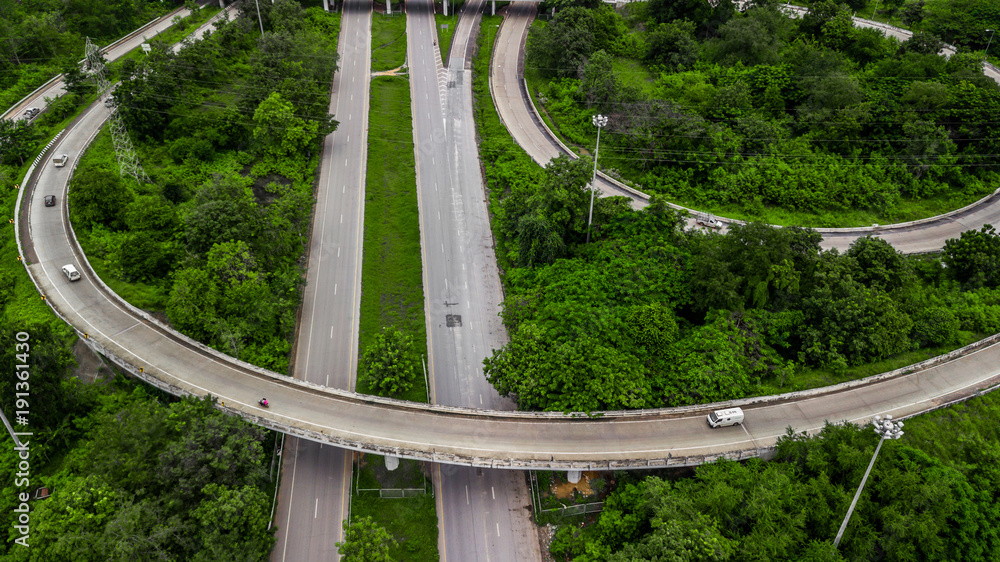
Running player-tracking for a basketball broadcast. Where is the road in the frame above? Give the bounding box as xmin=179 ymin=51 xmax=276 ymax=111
xmin=407 ymin=0 xmax=541 ymax=559
xmin=271 ymin=1 xmax=373 ymax=560
xmin=490 ymin=3 xmax=1000 ymax=253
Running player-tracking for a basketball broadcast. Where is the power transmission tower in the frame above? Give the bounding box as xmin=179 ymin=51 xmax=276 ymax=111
xmin=84 ymin=37 xmax=150 ymax=184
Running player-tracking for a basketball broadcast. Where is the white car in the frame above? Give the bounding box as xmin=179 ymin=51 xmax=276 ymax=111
xmin=61 ymin=264 xmax=81 ymax=282
xmin=23 ymin=107 xmax=40 ymax=119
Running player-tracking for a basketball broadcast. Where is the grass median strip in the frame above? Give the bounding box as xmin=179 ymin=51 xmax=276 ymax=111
xmin=357 ymin=75 xmax=428 ymax=402
xmin=371 ymin=12 xmax=408 ymax=72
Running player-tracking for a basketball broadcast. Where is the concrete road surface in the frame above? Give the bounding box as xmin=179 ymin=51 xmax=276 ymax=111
xmin=272 ymin=1 xmax=373 ymax=560
xmin=408 ymin=0 xmax=542 ymax=559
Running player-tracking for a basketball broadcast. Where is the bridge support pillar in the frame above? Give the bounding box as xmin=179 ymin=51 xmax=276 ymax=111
xmin=384 ymin=455 xmax=400 ymax=471
xmin=492 ymin=0 xmax=495 ymax=15
xmin=567 ymin=470 xmax=582 ymax=484
xmin=322 ymin=0 xmax=329 ymax=11
xmin=219 ymin=0 xmax=225 ymax=8
xmin=386 ymin=0 xmax=392 ymax=15
xmin=443 ymin=0 xmax=448 ymax=17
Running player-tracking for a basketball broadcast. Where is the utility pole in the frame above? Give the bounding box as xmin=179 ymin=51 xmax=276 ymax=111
xmin=585 ymin=114 xmax=608 ymax=244
xmin=833 ymin=415 xmax=904 ymax=549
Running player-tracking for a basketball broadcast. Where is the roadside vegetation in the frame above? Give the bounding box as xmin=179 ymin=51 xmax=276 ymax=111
xmin=550 ymin=390 xmax=1000 ymax=560
xmin=0 ymin=371 xmax=279 ymax=560
xmin=68 ymin=1 xmax=341 ymax=374
xmin=473 ymin=5 xmax=1000 ymax=414
xmin=0 ymin=0 xmax=177 ymax=113
xmin=524 ymin=0 xmax=1000 ymax=227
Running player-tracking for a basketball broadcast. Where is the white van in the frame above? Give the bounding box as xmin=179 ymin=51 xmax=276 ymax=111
xmin=61 ymin=264 xmax=81 ymax=282
xmin=707 ymin=407 xmax=744 ymax=428
xmin=52 ymin=154 xmax=69 ymax=167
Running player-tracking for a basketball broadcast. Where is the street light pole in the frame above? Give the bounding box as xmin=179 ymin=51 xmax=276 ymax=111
xmin=985 ymin=29 xmax=996 ymax=63
xmin=833 ymin=415 xmax=904 ymax=549
xmin=870 ymin=0 xmax=880 ymax=21
xmin=586 ymin=114 xmax=608 ymax=244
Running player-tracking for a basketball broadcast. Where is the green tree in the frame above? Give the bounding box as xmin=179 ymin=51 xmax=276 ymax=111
xmin=167 ymin=267 xmax=220 ymax=341
xmin=336 ymin=516 xmax=396 ymax=562
xmin=360 ymin=326 xmax=418 ymax=397
xmin=252 ymin=91 xmax=334 ymax=158
xmin=0 ymin=119 xmax=43 ymax=166
xmin=645 ymin=20 xmax=699 ymax=70
xmin=580 ymin=49 xmax=617 ymax=109
xmin=191 ymin=484 xmax=275 ymax=562
xmin=942 ymin=225 xmax=1000 ymax=289
xmin=69 ymin=165 xmax=134 ymax=229
xmin=845 ymin=236 xmax=912 ymax=292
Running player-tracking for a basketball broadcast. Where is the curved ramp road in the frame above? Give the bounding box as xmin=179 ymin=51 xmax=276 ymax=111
xmin=490 ymin=3 xmax=1000 ymax=253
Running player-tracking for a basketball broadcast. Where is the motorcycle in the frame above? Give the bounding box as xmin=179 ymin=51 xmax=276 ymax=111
xmin=259 ymin=398 xmax=269 ymax=408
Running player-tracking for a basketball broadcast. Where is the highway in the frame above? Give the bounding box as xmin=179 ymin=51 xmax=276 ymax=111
xmin=271 ymin=0 xmax=373 ymax=560
xmin=490 ymin=3 xmax=1000 ymax=253
xmin=406 ymin=0 xmax=541 ymax=559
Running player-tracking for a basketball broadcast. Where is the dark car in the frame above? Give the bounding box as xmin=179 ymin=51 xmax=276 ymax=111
xmin=44 ymin=195 xmax=56 ymax=207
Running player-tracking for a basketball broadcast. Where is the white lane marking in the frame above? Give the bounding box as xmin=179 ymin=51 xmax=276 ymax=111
xmin=465 ymin=485 xmax=470 ymax=505
xmin=338 ymin=247 xmax=341 ymax=257
xmin=347 ymin=135 xmax=350 ymax=143
xmin=496 ymin=523 xmax=500 ymax=537
xmin=479 ymin=395 xmax=483 ymax=405
xmin=445 ymin=279 xmax=448 ymax=289
xmin=335 ymin=284 xmax=338 ymax=295
xmin=441 ymin=243 xmax=445 ymax=253
xmin=491 ymin=487 xmax=495 ymax=500
xmin=331 ymin=326 xmax=334 ymax=339
xmin=437 ymin=211 xmax=440 ymax=220
xmin=314 ymin=498 xmax=319 ymax=518
xmin=340 ymin=214 xmax=343 ymax=224
xmin=464 ymin=282 xmax=467 ymax=289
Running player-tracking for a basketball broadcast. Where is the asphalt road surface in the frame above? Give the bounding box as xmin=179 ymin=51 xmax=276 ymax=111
xmin=407 ymin=0 xmax=541 ymax=559
xmin=272 ymin=1 xmax=373 ymax=560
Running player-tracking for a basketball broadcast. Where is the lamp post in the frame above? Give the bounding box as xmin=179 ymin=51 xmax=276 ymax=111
xmin=833 ymin=415 xmax=905 ymax=549
xmin=586 ymin=114 xmax=608 ymax=244
xmin=985 ymin=29 xmax=996 ymax=63
xmin=870 ymin=0 xmax=880 ymax=21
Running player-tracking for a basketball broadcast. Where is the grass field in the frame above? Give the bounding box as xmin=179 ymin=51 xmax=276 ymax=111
xmin=372 ymin=12 xmax=408 ymax=72
xmin=350 ymin=454 xmax=439 ymax=560
xmin=357 ymin=74 xmax=429 ymax=403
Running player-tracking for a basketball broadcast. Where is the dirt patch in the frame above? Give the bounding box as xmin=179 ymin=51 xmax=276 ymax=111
xmin=550 ymin=471 xmax=601 ymax=499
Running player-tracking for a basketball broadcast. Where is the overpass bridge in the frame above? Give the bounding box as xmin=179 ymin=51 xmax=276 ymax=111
xmin=10 ymin=0 xmax=1000 ymax=475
